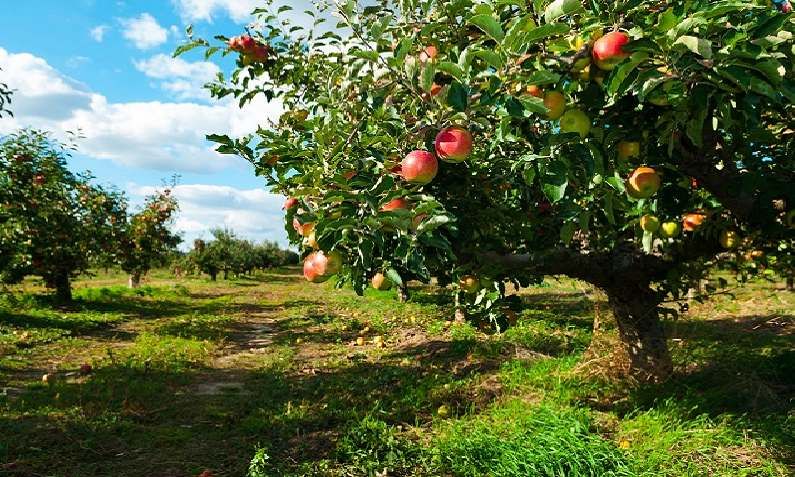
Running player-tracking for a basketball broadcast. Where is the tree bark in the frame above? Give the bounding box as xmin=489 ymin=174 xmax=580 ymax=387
xmin=209 ymin=270 xmax=217 ymax=281
xmin=397 ymin=285 xmax=410 ymax=303
xmin=54 ymin=272 xmax=72 ymax=303
xmin=223 ymin=269 xmax=229 ymax=280
xmin=128 ymin=273 xmax=141 ymax=289
xmin=606 ymin=286 xmax=672 ymax=382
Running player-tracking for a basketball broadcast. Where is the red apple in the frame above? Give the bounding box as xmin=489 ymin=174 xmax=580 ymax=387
xmin=419 ymin=45 xmax=438 ymax=63
xmin=401 ymin=150 xmax=438 ymax=184
xmin=592 ymin=31 xmax=630 ymax=71
xmin=626 ymin=167 xmax=661 ymax=199
xmin=543 ymin=91 xmax=566 ymax=120
xmin=283 ymin=198 xmax=299 ymax=210
xmin=33 ymin=174 xmax=45 ymax=185
xmin=303 ymin=251 xmax=343 ymax=283
xmin=343 ymin=170 xmax=357 ymax=180
xmin=526 ymin=85 xmax=543 ymax=98
xmin=683 ymin=213 xmax=706 ymax=232
xmin=381 ymin=198 xmax=410 ymax=212
xmin=435 ymin=127 xmax=473 ymax=163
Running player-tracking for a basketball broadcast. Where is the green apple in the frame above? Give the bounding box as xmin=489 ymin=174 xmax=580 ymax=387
xmin=660 ymin=222 xmax=680 ymax=238
xmin=559 ymin=109 xmax=591 ymax=138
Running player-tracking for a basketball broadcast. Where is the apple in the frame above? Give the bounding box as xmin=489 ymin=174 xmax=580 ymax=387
xmin=640 ymin=214 xmax=660 ymax=233
xmin=293 ymin=218 xmax=314 ymax=237
xmin=430 ymin=83 xmax=443 ymax=97
xmin=459 ymin=275 xmax=480 ymax=293
xmin=371 ymin=272 xmax=393 ymax=291
xmin=283 ymin=198 xmax=299 ymax=210
xmin=526 ymin=85 xmax=543 ymax=98
xmin=660 ymin=221 xmax=681 ymax=238
xmin=617 ymin=141 xmax=640 ymax=161
xmin=435 ymin=127 xmax=473 ymax=163
xmin=303 ymin=250 xmax=342 ymax=283
xmin=682 ymin=212 xmax=706 ymax=232
xmin=592 ymin=31 xmax=630 ymax=71
xmin=626 ymin=167 xmax=661 ymax=199
xmin=719 ymin=230 xmax=739 ymax=249
xmin=419 ymin=45 xmax=438 ymax=63
xmin=543 ymin=91 xmax=566 ymax=120
xmin=559 ymin=109 xmax=591 ymax=138
xmin=401 ymin=150 xmax=438 ymax=184
xmin=381 ymin=198 xmax=409 ymax=212
xmin=33 ymin=174 xmax=45 ymax=185
xmin=302 ymin=229 xmax=318 ymax=249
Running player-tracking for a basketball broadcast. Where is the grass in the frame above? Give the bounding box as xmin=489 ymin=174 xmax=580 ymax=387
xmin=0 ymin=268 xmax=793 ymax=476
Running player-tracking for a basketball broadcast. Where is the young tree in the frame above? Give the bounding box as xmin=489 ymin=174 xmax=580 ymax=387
xmin=0 ymin=130 xmax=127 ymax=301
xmin=118 ymin=189 xmax=182 ymax=288
xmin=186 ymin=0 xmax=794 ymax=380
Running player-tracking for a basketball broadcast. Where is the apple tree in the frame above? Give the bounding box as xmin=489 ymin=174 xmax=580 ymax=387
xmin=0 ymin=130 xmax=127 ymax=301
xmin=118 ymin=188 xmax=182 ymax=288
xmin=184 ymin=0 xmax=795 ymax=380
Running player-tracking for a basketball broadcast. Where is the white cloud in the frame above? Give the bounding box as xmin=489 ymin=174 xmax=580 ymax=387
xmin=171 ymin=0 xmax=261 ymax=23
xmin=90 ymin=25 xmax=109 ymax=42
xmin=130 ymin=183 xmax=289 ymax=248
xmin=120 ymin=13 xmax=169 ymax=50
xmin=0 ymin=47 xmax=283 ymax=173
xmin=133 ymin=54 xmax=219 ymax=100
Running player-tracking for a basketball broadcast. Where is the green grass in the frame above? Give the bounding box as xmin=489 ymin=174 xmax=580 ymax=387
xmin=0 ymin=269 xmax=792 ymax=476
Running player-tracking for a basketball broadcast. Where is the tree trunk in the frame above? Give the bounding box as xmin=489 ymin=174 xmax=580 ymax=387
xmin=223 ymin=270 xmax=229 ymax=280
xmin=606 ymin=287 xmax=672 ymax=382
xmin=209 ymin=270 xmax=217 ymax=281
xmin=128 ymin=273 xmax=141 ymax=289
xmin=397 ymin=285 xmax=410 ymax=303
xmin=787 ymin=276 xmax=794 ymax=292
xmin=54 ymin=272 xmax=72 ymax=303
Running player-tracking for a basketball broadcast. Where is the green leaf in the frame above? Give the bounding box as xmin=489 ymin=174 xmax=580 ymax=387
xmin=436 ymin=61 xmax=465 ymax=82
xmin=472 ymin=49 xmax=504 ymax=69
xmin=642 ymin=231 xmax=654 ymax=254
xmin=503 ymin=14 xmax=536 ymax=53
xmin=516 ymin=95 xmax=548 ymax=114
xmin=521 ymin=23 xmax=570 ymax=47
xmin=447 ymin=81 xmax=468 ymax=112
xmin=386 ymin=268 xmax=403 ymax=287
xmin=673 ymin=36 xmax=713 ymax=59
xmin=541 ymin=160 xmax=568 ymax=203
xmin=544 ymin=0 xmax=584 ymax=23
xmin=468 ymin=14 xmax=505 ymax=42
xmin=560 ymin=222 xmax=576 ymax=244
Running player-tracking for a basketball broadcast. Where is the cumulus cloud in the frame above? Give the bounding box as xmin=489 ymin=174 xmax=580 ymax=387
xmin=133 ymin=54 xmax=220 ymax=100
xmin=171 ymin=0 xmax=261 ymax=23
xmin=90 ymin=25 xmax=109 ymax=42
xmin=120 ymin=13 xmax=169 ymax=50
xmin=130 ymin=183 xmax=289 ymax=248
xmin=0 ymin=47 xmax=283 ymax=173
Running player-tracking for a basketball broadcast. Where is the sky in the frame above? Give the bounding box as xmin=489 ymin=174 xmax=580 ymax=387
xmin=0 ymin=0 xmax=320 ymax=249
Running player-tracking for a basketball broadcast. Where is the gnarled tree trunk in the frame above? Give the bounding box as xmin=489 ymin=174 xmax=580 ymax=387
xmin=606 ymin=286 xmax=672 ymax=382
xmin=54 ymin=272 xmax=72 ymax=303
xmin=128 ymin=272 xmax=141 ymax=289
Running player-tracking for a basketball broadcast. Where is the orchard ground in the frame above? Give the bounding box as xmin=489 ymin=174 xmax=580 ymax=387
xmin=0 ymin=269 xmax=793 ymax=476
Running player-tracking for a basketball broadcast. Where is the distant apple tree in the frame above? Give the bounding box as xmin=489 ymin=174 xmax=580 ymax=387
xmin=0 ymin=130 xmax=127 ymax=301
xmin=184 ymin=0 xmax=795 ymax=380
xmin=118 ymin=188 xmax=182 ymax=288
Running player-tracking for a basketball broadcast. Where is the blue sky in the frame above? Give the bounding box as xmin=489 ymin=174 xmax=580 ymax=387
xmin=0 ymin=0 xmax=315 ymax=247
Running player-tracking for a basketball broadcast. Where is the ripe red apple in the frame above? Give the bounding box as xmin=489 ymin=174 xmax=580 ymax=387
xmin=381 ymin=197 xmax=409 ymax=212
xmin=371 ymin=272 xmax=393 ymax=291
xmin=283 ymin=198 xmax=299 ymax=210
xmin=419 ymin=45 xmax=438 ymax=63
xmin=401 ymin=150 xmax=438 ymax=184
xmin=592 ymin=31 xmax=630 ymax=71
xmin=526 ymin=85 xmax=543 ymax=98
xmin=617 ymin=141 xmax=640 ymax=161
xmin=33 ymin=174 xmax=45 ymax=185
xmin=543 ymin=91 xmax=566 ymax=120
xmin=430 ymin=83 xmax=443 ymax=97
xmin=682 ymin=213 xmax=706 ymax=232
xmin=559 ymin=109 xmax=591 ymax=138
xmin=435 ymin=127 xmax=473 ymax=163
xmin=303 ymin=250 xmax=342 ymax=283
xmin=626 ymin=167 xmax=661 ymax=199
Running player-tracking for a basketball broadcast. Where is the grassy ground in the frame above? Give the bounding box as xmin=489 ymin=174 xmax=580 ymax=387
xmin=0 ymin=269 xmax=793 ymax=476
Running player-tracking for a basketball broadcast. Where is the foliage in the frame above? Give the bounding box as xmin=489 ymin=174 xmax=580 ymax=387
xmin=0 ymin=130 xmax=127 ymax=300
xmin=185 ymin=0 xmax=795 ymax=378
xmin=188 ymin=228 xmax=297 ymax=280
xmin=117 ymin=187 xmax=182 ymax=284
xmin=0 ymin=66 xmax=11 ymax=118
